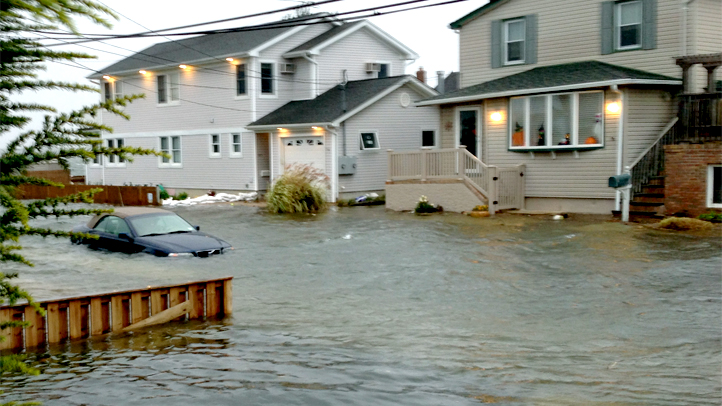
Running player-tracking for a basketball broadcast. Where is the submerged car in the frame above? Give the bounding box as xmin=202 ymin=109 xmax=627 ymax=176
xmin=71 ymin=207 xmax=232 ymax=257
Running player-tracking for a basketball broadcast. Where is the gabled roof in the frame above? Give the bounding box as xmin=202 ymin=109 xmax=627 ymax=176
xmin=89 ymin=14 xmax=339 ymax=79
xmin=417 ymin=61 xmax=681 ymax=106
xmin=283 ymin=20 xmax=418 ymax=59
xmin=248 ymin=75 xmax=437 ymax=129
xmin=449 ymin=0 xmax=506 ymax=29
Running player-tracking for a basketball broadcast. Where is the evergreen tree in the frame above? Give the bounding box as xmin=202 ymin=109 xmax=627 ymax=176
xmin=0 ymin=0 xmax=161 ymax=381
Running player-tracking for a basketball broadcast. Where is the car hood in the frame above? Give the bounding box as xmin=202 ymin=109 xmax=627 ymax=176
xmin=135 ymin=232 xmax=231 ymax=254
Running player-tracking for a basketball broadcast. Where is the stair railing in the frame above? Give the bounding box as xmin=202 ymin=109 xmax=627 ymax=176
xmin=628 ymin=118 xmax=678 ymax=195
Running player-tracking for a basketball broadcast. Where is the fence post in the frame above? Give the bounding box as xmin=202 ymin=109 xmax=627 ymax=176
xmin=457 ymin=146 xmax=465 ymax=179
xmin=420 ymin=149 xmax=427 ymax=181
xmin=488 ymin=166 xmax=498 ymax=216
xmin=386 ymin=149 xmax=394 ymax=182
xmin=518 ymin=164 xmax=526 ymax=210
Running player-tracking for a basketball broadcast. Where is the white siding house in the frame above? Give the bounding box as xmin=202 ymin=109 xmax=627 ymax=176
xmin=86 ymin=15 xmax=430 ymax=201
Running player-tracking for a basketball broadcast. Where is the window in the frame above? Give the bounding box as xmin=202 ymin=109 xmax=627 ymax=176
xmin=261 ymin=63 xmax=274 ymax=94
xmin=504 ymin=19 xmax=525 ymax=65
xmin=422 ymin=130 xmax=436 ymax=148
xmin=378 ymin=63 xmax=390 ymax=78
xmin=103 ymin=81 xmax=123 ymax=101
xmin=105 ymin=138 xmax=125 ymax=165
xmin=491 ymin=15 xmax=537 ymax=68
xmin=94 ymin=216 xmax=131 ymax=236
xmin=157 ymin=73 xmax=180 ymax=104
xmin=209 ymin=134 xmax=221 ymax=158
xmin=708 ymin=165 xmax=722 ymax=208
xmin=617 ymin=1 xmax=642 ymax=49
xmin=236 ymin=64 xmax=246 ymax=96
xmin=230 ymin=133 xmax=242 ymax=157
xmin=508 ymin=91 xmax=604 ymax=150
xmin=601 ymin=0 xmax=656 ymax=54
xmin=160 ymin=136 xmax=182 ymax=166
xmin=359 ymin=132 xmax=379 ymax=150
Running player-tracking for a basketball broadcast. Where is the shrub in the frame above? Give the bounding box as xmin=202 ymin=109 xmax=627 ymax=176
xmin=176 ymin=192 xmax=189 ymax=200
xmin=415 ymin=195 xmax=440 ymax=214
xmin=266 ymin=164 xmax=330 ymax=214
xmin=697 ymin=212 xmax=722 ymax=223
xmin=159 ymin=189 xmax=170 ymax=200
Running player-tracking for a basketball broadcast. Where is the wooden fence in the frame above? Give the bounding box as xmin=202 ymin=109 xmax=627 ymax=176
xmin=15 ymin=184 xmax=159 ymax=206
xmin=0 ymin=277 xmax=232 ymax=352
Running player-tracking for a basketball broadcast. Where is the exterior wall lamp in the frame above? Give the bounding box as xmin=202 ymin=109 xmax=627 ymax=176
xmin=490 ymin=111 xmax=503 ymax=122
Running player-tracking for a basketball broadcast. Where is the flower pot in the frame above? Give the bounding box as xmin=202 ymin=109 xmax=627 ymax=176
xmin=468 ymin=211 xmax=490 ymax=217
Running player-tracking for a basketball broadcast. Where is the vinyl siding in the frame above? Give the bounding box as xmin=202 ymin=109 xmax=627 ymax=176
xmin=315 ymin=28 xmax=409 ymax=94
xmin=86 ymin=132 xmax=257 ymax=190
xmin=338 ymin=85 xmax=440 ymax=193
xmin=623 ymin=87 xmax=677 ymax=167
xmin=458 ymin=0 xmax=706 ymax=88
xmin=688 ymin=0 xmax=722 ymax=92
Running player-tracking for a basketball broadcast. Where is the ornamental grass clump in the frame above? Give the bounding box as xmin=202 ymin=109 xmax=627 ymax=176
xmin=266 ymin=164 xmax=330 ymax=214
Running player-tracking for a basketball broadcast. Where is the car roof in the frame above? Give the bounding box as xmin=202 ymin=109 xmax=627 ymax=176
xmin=86 ymin=207 xmax=172 ymax=228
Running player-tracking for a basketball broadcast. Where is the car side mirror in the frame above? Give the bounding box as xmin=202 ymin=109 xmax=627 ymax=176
xmin=194 ymin=225 xmax=200 ymax=231
xmin=118 ymin=233 xmax=133 ymax=241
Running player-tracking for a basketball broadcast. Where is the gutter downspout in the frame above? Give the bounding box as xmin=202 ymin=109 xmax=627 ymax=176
xmin=301 ymin=53 xmax=319 ymax=98
xmin=341 ymin=70 xmax=348 ymax=157
xmin=611 ymin=84 xmax=624 ymax=211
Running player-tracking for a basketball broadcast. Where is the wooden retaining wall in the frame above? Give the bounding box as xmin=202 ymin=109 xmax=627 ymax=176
xmin=15 ymin=184 xmax=160 ymax=206
xmin=0 ymin=277 xmax=232 ymax=352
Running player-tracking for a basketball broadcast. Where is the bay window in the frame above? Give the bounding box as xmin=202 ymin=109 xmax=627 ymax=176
xmin=509 ymin=91 xmax=604 ymax=150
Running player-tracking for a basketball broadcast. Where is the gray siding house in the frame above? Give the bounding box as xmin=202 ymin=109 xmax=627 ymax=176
xmin=398 ymin=0 xmax=720 ymax=214
xmin=86 ymin=15 xmax=439 ymax=202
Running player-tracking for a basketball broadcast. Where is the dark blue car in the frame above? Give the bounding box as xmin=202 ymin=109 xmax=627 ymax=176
xmin=72 ymin=207 xmax=232 ymax=257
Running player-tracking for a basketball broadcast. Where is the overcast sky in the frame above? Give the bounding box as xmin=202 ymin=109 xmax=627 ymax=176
xmin=1 ymin=0 xmax=488 ymax=151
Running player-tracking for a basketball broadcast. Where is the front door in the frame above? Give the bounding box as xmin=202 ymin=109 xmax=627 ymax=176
xmin=459 ymin=109 xmax=479 ymax=157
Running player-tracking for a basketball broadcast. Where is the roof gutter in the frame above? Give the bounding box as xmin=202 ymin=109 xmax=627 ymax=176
xmin=415 ymin=79 xmax=682 ymax=106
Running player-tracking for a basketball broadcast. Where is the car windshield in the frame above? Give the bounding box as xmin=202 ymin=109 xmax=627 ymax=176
xmin=128 ymin=213 xmax=196 ymax=237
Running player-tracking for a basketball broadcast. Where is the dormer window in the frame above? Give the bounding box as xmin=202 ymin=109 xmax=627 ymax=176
xmin=504 ymin=19 xmax=525 ymax=65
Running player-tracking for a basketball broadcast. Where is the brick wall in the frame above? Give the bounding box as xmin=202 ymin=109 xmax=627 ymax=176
xmin=664 ymin=142 xmax=722 ymax=217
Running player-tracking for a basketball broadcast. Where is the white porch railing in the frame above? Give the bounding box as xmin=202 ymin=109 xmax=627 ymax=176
xmin=387 ymin=146 xmax=525 ymax=214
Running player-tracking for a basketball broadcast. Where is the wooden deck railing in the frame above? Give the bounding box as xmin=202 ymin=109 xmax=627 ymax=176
xmin=677 ymin=93 xmax=721 ymax=143
xmin=0 ymin=277 xmax=232 ymax=352
xmin=387 ymin=147 xmax=525 ymax=214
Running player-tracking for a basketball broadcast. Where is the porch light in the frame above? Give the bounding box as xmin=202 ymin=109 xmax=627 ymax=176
xmin=179 ymin=64 xmax=188 ymax=70
xmin=277 ymin=127 xmax=287 ymax=132
xmin=311 ymin=126 xmax=321 ymax=130
xmin=490 ymin=111 xmax=503 ymax=122
xmin=606 ymin=101 xmax=620 ymax=114
xmin=102 ymin=75 xmax=111 ymax=80
xmin=138 ymin=70 xmax=147 ymax=75
xmin=226 ymin=58 xmax=234 ymax=62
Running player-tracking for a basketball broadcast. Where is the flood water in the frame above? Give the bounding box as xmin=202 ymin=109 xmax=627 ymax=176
xmin=1 ymin=204 xmax=720 ymax=405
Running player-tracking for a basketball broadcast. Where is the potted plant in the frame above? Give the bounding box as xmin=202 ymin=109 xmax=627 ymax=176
xmin=415 ymin=195 xmax=441 ymax=215
xmin=468 ymin=204 xmax=490 ymax=217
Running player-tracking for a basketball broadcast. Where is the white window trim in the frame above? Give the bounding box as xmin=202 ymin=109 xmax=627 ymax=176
xmin=229 ymin=133 xmax=243 ymax=158
xmin=259 ymin=61 xmax=277 ymax=98
xmin=508 ymin=90 xmax=604 ymax=151
xmin=209 ymin=134 xmax=221 ymax=158
xmin=159 ymin=136 xmax=182 ymax=168
xmin=707 ymin=165 xmax=722 ymax=208
xmin=616 ymin=1 xmax=643 ymax=51
xmin=359 ymin=131 xmax=380 ymax=151
xmin=234 ymin=63 xmax=249 ymax=100
xmin=503 ymin=18 xmax=526 ymax=66
xmin=105 ymin=138 xmax=126 ymax=167
xmin=421 ymin=129 xmax=438 ymax=148
xmin=157 ymin=73 xmax=181 ymax=106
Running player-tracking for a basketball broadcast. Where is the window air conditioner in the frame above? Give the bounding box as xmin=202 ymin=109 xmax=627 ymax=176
xmin=279 ymin=63 xmax=295 ymax=74
xmin=365 ymin=62 xmax=380 ymax=72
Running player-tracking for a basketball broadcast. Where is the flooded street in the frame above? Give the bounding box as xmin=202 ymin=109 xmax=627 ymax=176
xmin=1 ymin=204 xmax=720 ymax=405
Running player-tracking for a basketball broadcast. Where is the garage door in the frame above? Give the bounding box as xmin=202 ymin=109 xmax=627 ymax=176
xmin=283 ymin=137 xmax=326 ymax=172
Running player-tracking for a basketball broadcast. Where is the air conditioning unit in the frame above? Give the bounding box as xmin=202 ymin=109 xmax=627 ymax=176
xmin=365 ymin=62 xmax=380 ymax=72
xmin=279 ymin=63 xmax=295 ymax=74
